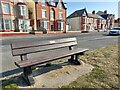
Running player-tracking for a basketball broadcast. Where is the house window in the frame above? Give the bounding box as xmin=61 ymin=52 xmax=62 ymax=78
xmin=2 ymin=3 xmax=10 ymax=14
xmin=4 ymin=20 xmax=11 ymax=30
xmin=50 ymin=10 xmax=54 ymax=20
xmin=42 ymin=9 xmax=46 ymax=18
xmin=58 ymin=22 xmax=61 ymax=30
xmin=44 ymin=21 xmax=48 ymax=30
xmin=59 ymin=3 xmax=62 ymax=10
xmin=42 ymin=0 xmax=46 ymax=6
xmin=40 ymin=21 xmax=43 ymax=27
xmin=20 ymin=5 xmax=26 ymax=16
xmin=59 ymin=12 xmax=63 ymax=19
xmin=50 ymin=2 xmax=55 ymax=6
xmin=58 ymin=22 xmax=64 ymax=30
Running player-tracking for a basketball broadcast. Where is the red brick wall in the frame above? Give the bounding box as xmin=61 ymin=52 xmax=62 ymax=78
xmin=35 ymin=1 xmax=66 ymax=32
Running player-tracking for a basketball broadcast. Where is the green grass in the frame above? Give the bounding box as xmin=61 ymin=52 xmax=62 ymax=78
xmin=61 ymin=44 xmax=119 ymax=89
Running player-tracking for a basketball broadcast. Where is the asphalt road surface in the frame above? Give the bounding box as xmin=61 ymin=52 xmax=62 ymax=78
xmin=0 ymin=31 xmax=119 ymax=77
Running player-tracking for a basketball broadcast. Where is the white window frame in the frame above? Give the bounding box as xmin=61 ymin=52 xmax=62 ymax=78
xmin=50 ymin=10 xmax=54 ymax=20
xmin=2 ymin=3 xmax=10 ymax=14
xmin=4 ymin=20 xmax=11 ymax=30
xmin=42 ymin=9 xmax=46 ymax=18
xmin=20 ymin=5 xmax=26 ymax=16
xmin=59 ymin=12 xmax=63 ymax=19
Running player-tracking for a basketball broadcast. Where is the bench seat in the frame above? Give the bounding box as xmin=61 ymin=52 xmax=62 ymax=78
xmin=15 ymin=48 xmax=88 ymax=68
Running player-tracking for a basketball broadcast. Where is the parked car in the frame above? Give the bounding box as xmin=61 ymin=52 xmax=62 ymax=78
xmin=109 ymin=27 xmax=120 ymax=35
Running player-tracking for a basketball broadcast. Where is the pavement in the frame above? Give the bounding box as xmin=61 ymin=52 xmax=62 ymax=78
xmin=0 ymin=31 xmax=119 ymax=78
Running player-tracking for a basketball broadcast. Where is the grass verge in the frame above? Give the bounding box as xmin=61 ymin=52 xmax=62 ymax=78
xmin=61 ymin=44 xmax=119 ymax=89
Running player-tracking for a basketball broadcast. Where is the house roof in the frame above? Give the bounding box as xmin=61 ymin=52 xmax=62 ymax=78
xmin=88 ymin=13 xmax=105 ymax=19
xmin=96 ymin=11 xmax=115 ymax=20
xmin=34 ymin=0 xmax=67 ymax=9
xmin=67 ymin=8 xmax=88 ymax=19
xmin=101 ymin=14 xmax=115 ymax=20
xmin=96 ymin=11 xmax=104 ymax=15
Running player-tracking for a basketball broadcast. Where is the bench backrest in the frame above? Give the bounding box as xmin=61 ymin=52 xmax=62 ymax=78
xmin=11 ymin=37 xmax=77 ymax=56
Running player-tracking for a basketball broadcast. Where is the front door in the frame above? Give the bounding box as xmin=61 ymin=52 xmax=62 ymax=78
xmin=51 ymin=24 xmax=54 ymax=31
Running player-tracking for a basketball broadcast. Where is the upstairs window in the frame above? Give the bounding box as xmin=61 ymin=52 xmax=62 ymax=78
xmin=50 ymin=1 xmax=55 ymax=6
xmin=42 ymin=0 xmax=46 ymax=6
xmin=2 ymin=3 xmax=10 ymax=14
xmin=20 ymin=5 xmax=26 ymax=16
xmin=59 ymin=12 xmax=63 ymax=19
xmin=42 ymin=9 xmax=46 ymax=18
xmin=50 ymin=10 xmax=54 ymax=20
xmin=59 ymin=3 xmax=62 ymax=10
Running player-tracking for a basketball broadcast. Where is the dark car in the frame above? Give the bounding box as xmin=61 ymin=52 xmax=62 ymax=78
xmin=109 ymin=27 xmax=120 ymax=35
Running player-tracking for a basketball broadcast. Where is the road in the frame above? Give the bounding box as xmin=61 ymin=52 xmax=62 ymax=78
xmin=0 ymin=31 xmax=119 ymax=77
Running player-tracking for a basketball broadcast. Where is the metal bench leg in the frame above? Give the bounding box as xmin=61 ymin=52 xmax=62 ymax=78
xmin=68 ymin=54 xmax=81 ymax=65
xmin=68 ymin=55 xmax=74 ymax=63
xmin=74 ymin=54 xmax=81 ymax=65
xmin=23 ymin=66 xmax=35 ymax=85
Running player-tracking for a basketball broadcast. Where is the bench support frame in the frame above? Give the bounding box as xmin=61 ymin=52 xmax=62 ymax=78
xmin=20 ymin=54 xmax=35 ymax=85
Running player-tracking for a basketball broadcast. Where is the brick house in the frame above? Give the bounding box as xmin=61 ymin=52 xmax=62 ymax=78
xmin=14 ymin=0 xmax=37 ymax=32
xmin=0 ymin=0 xmax=15 ymax=32
xmin=35 ymin=0 xmax=67 ymax=32
xmin=66 ymin=8 xmax=106 ymax=32
xmin=97 ymin=10 xmax=115 ymax=29
xmin=88 ymin=11 xmax=106 ymax=30
xmin=0 ymin=0 xmax=67 ymax=33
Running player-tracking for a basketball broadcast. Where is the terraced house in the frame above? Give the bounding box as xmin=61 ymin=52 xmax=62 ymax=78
xmin=67 ymin=8 xmax=107 ymax=32
xmin=67 ymin=8 xmax=106 ymax=32
xmin=0 ymin=0 xmax=67 ymax=32
xmin=0 ymin=0 xmax=15 ymax=32
xmin=35 ymin=0 xmax=67 ymax=32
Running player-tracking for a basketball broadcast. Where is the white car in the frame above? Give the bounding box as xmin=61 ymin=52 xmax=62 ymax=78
xmin=109 ymin=27 xmax=120 ymax=35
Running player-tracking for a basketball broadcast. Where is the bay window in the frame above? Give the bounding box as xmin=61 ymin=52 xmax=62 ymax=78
xmin=4 ymin=20 xmax=11 ymax=30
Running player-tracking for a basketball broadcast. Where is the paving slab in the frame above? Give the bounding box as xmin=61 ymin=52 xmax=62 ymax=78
xmin=19 ymin=61 xmax=94 ymax=88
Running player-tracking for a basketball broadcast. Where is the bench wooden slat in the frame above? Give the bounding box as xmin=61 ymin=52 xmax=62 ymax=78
xmin=11 ymin=38 xmax=77 ymax=49
xmin=12 ymin=41 xmax=77 ymax=56
xmin=15 ymin=48 xmax=89 ymax=68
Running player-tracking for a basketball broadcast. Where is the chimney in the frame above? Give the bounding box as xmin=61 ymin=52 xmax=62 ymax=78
xmin=92 ymin=10 xmax=95 ymax=14
xmin=104 ymin=10 xmax=107 ymax=14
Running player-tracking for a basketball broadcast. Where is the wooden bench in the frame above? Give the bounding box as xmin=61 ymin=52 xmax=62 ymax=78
xmin=11 ymin=37 xmax=88 ymax=85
